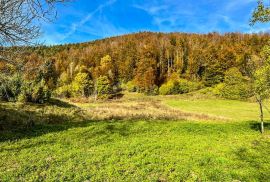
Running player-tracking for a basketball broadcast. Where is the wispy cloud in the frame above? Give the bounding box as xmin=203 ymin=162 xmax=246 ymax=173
xmin=41 ymin=0 xmax=269 ymax=45
xmin=224 ymin=0 xmax=257 ymax=11
xmin=132 ymin=0 xmax=261 ymax=33
xmin=133 ymin=1 xmax=195 ymax=31
xmin=73 ymin=16 xmax=129 ymax=39
xmin=132 ymin=4 xmax=168 ymax=15
xmin=60 ymin=0 xmax=117 ymax=41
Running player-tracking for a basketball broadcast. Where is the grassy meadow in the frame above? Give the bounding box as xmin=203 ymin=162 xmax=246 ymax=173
xmin=0 ymin=93 xmax=270 ymax=181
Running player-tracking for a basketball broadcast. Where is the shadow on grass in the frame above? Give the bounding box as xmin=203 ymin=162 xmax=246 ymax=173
xmin=249 ymin=121 xmax=270 ymax=131
xmin=234 ymin=139 xmax=270 ymax=181
xmin=1 ymin=99 xmax=269 ymax=144
xmin=0 ymin=120 xmax=138 ymax=155
xmin=105 ymin=123 xmax=130 ymax=136
xmin=0 ymin=99 xmax=86 ymax=142
xmin=47 ymin=98 xmax=77 ymax=108
xmin=0 ymin=122 xmax=88 ymax=143
xmin=109 ymin=93 xmax=124 ymax=100
xmin=0 ymin=98 xmax=136 ymax=143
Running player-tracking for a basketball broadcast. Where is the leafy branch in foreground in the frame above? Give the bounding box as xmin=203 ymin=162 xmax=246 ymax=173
xmin=250 ymin=0 xmax=270 ymax=25
xmin=0 ymin=0 xmax=67 ymax=102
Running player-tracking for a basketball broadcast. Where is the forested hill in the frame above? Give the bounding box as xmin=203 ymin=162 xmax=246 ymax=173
xmin=39 ymin=32 xmax=268 ymax=82
xmin=2 ymin=32 xmax=270 ymax=100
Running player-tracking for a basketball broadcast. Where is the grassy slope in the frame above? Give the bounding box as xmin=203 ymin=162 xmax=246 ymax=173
xmin=0 ymin=94 xmax=270 ymax=181
xmin=164 ymin=98 xmax=269 ymax=121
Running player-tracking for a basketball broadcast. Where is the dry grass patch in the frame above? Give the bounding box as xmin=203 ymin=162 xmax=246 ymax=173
xmin=84 ymin=96 xmax=226 ymax=121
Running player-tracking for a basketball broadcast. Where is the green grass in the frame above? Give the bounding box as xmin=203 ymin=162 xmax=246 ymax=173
xmin=0 ymin=95 xmax=270 ymax=181
xmin=1 ymin=120 xmax=270 ymax=181
xmin=165 ymin=98 xmax=270 ymax=121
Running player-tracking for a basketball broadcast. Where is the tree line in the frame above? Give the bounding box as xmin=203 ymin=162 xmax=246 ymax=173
xmin=1 ymin=32 xmax=270 ymax=101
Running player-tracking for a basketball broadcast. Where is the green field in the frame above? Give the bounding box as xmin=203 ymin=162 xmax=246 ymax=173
xmin=165 ymin=98 xmax=270 ymax=121
xmin=0 ymin=95 xmax=269 ymax=181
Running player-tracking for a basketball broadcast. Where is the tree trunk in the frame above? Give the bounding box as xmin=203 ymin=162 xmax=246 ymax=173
xmin=258 ymin=97 xmax=264 ymax=133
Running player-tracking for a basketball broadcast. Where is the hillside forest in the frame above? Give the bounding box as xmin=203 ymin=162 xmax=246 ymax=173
xmin=1 ymin=32 xmax=270 ymax=102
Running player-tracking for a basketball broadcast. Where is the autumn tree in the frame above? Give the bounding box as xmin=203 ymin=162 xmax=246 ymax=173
xmin=134 ymin=54 xmax=157 ymax=94
xmin=95 ymin=76 xmax=113 ymax=99
xmin=10 ymin=32 xmax=270 ymax=98
xmin=72 ymin=72 xmax=94 ymax=97
xmin=93 ymin=55 xmax=119 ymax=99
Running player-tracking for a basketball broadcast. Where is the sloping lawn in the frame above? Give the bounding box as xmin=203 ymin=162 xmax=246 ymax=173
xmin=165 ymin=98 xmax=270 ymax=121
xmin=0 ymin=120 xmax=269 ymax=181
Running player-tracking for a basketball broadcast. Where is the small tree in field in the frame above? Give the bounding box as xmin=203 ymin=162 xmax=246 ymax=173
xmin=245 ymin=46 xmax=270 ymax=133
xmin=250 ymin=1 xmax=270 ymax=133
xmin=253 ymin=46 xmax=270 ymax=133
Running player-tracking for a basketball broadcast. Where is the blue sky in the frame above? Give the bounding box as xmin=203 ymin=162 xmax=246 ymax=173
xmin=40 ymin=0 xmax=270 ymax=45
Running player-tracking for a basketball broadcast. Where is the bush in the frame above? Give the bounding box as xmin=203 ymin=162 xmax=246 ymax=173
xmin=159 ymin=79 xmax=203 ymax=95
xmin=55 ymin=72 xmax=94 ymax=98
xmin=0 ymin=73 xmax=51 ymax=104
xmin=0 ymin=60 xmax=56 ymax=104
xmin=54 ymin=85 xmax=73 ymax=98
xmin=71 ymin=72 xmax=94 ymax=97
xmin=159 ymin=80 xmax=175 ymax=95
xmin=32 ymin=81 xmax=50 ymax=103
xmin=0 ymin=74 xmax=22 ymax=101
xmin=123 ymin=81 xmax=137 ymax=92
xmin=145 ymin=85 xmax=159 ymax=95
xmin=96 ymin=76 xmax=113 ymax=99
xmin=213 ymin=68 xmax=253 ymax=100
xmin=214 ymin=83 xmax=252 ymax=100
xmin=20 ymin=80 xmax=51 ymax=104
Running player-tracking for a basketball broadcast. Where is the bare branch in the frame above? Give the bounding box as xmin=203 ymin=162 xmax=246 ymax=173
xmin=0 ymin=0 xmax=68 ymax=47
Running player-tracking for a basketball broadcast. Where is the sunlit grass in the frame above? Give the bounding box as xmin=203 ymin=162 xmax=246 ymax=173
xmin=0 ymin=120 xmax=269 ymax=181
xmin=0 ymin=93 xmax=270 ymax=181
xmin=164 ymin=98 xmax=270 ymax=121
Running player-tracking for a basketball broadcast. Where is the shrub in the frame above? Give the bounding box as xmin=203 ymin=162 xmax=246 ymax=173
xmin=159 ymin=80 xmax=175 ymax=95
xmin=213 ymin=68 xmax=253 ymax=100
xmin=0 ymin=74 xmax=22 ymax=101
xmin=0 ymin=60 xmax=56 ymax=103
xmin=17 ymin=93 xmax=27 ymax=103
xmin=54 ymin=85 xmax=73 ymax=98
xmin=159 ymin=79 xmax=203 ymax=95
xmin=203 ymin=67 xmax=224 ymax=86
xmin=31 ymin=80 xmax=51 ymax=103
xmin=96 ymin=76 xmax=113 ymax=99
xmin=20 ymin=80 xmax=51 ymax=104
xmin=71 ymin=72 xmax=94 ymax=97
xmin=145 ymin=85 xmax=159 ymax=95
xmin=175 ymin=79 xmax=190 ymax=94
xmin=214 ymin=83 xmax=252 ymax=100
xmin=0 ymin=73 xmax=51 ymax=104
xmin=123 ymin=81 xmax=137 ymax=92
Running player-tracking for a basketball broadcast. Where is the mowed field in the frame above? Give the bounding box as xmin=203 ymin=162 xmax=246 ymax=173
xmin=0 ymin=93 xmax=269 ymax=181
